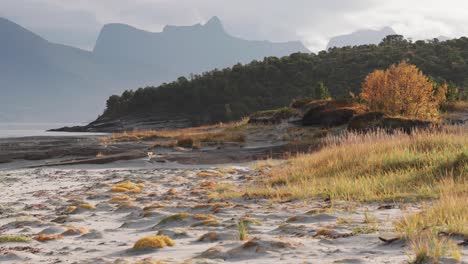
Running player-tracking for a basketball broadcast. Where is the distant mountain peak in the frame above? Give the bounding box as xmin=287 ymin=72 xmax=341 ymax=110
xmin=204 ymin=16 xmax=224 ymax=31
xmin=327 ymin=26 xmax=397 ymax=49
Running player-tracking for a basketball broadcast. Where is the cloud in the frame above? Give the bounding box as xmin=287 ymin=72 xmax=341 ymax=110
xmin=1 ymin=0 xmax=468 ymax=51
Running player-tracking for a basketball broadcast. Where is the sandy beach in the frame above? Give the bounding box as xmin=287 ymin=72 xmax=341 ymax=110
xmin=2 ymin=161 xmax=461 ymax=264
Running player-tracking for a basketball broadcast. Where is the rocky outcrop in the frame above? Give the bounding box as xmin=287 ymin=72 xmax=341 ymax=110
xmin=301 ymin=99 xmax=364 ymax=127
xmin=348 ymin=112 xmax=435 ymax=133
xmin=50 ymin=115 xmax=192 ymax=133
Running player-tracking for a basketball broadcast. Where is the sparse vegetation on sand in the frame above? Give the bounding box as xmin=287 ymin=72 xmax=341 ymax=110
xmin=111 ymin=181 xmax=144 ymax=193
xmin=0 ymin=235 xmax=31 ymax=243
xmin=103 ymin=118 xmax=248 ymax=145
xmin=238 ymin=220 xmax=249 ymax=241
xmin=236 ymin=126 xmax=467 ymax=202
xmin=395 ymin=192 xmax=467 ymax=239
xmin=34 ymin=234 xmax=63 ymax=242
xmin=407 ymin=230 xmax=462 ymax=264
xmin=133 ymin=235 xmax=175 ymax=250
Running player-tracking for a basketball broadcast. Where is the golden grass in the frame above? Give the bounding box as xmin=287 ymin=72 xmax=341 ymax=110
xmin=66 ymin=206 xmax=77 ymax=213
xmin=110 ymin=181 xmax=144 ymax=193
xmin=0 ymin=235 xmax=31 ymax=243
xmin=156 ymin=213 xmax=191 ymax=226
xmin=443 ymin=100 xmax=468 ymax=113
xmin=197 ymin=172 xmax=221 ymax=178
xmin=104 ymin=118 xmax=249 ymax=144
xmin=240 ymin=126 xmax=467 ymax=202
xmin=34 ymin=234 xmax=63 ymax=242
xmin=238 ymin=220 xmax=248 ymax=241
xmin=109 ymin=195 xmax=130 ymax=203
xmin=408 ymin=230 xmax=461 ymax=264
xmin=394 ymin=188 xmax=466 ymax=263
xmin=62 ymin=227 xmax=89 ymax=235
xmin=198 ymin=232 xmax=218 ymax=241
xmin=133 ymin=235 xmax=175 ymax=250
xmin=395 ymin=191 xmax=468 ymax=239
xmin=79 ymin=203 xmax=96 ymax=210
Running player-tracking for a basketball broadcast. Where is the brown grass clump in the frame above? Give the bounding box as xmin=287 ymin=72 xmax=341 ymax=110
xmin=111 ymin=181 xmax=144 ymax=193
xmin=104 ymin=118 xmax=248 ymax=144
xmin=165 ymin=188 xmax=177 ymax=195
xmin=62 ymin=227 xmax=89 ymax=235
xmin=156 ymin=213 xmax=191 ymax=226
xmin=443 ymin=100 xmax=468 ymax=113
xmin=34 ymin=234 xmax=63 ymax=242
xmin=198 ymin=232 xmax=218 ymax=241
xmin=117 ymin=201 xmax=136 ymax=209
xmin=133 ymin=258 xmax=166 ymax=264
xmin=192 ymin=202 xmax=233 ymax=211
xmin=79 ymin=203 xmax=96 ymax=210
xmin=242 ymin=126 xmax=467 ymax=202
xmin=192 ymin=214 xmax=215 ymax=220
xmin=143 ymin=203 xmax=166 ymax=211
xmin=133 ymin=235 xmax=175 ymax=250
xmin=65 ymin=206 xmax=77 ymax=213
xmin=109 ymin=195 xmax=130 ymax=203
xmin=313 ymin=228 xmax=335 ymax=238
xmin=197 ymin=172 xmax=221 ymax=178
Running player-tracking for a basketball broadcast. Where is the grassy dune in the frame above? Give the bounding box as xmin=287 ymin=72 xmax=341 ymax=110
xmin=241 ymin=126 xmax=467 ymax=202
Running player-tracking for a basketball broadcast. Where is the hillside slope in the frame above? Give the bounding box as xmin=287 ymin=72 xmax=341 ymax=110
xmin=78 ymin=36 xmax=468 ymax=131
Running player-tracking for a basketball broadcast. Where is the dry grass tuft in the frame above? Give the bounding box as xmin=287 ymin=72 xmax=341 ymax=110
xmin=197 ymin=172 xmax=221 ymax=178
xmin=34 ymin=234 xmax=63 ymax=242
xmin=156 ymin=213 xmax=191 ymax=226
xmin=241 ymin=126 xmax=467 ymax=202
xmin=313 ymin=228 xmax=334 ymax=238
xmin=133 ymin=235 xmax=175 ymax=250
xmin=109 ymin=195 xmax=130 ymax=203
xmin=395 ymin=189 xmax=466 ymax=263
xmin=0 ymin=235 xmax=31 ymax=243
xmin=395 ymin=191 xmax=467 ymax=239
xmin=65 ymin=206 xmax=77 ymax=213
xmin=79 ymin=203 xmax=96 ymax=210
xmin=238 ymin=220 xmax=248 ymax=241
xmin=111 ymin=181 xmax=144 ymax=193
xmin=62 ymin=227 xmax=89 ymax=235
xmin=198 ymin=232 xmax=218 ymax=241
xmin=408 ymin=230 xmax=461 ymax=264
xmin=104 ymin=118 xmax=248 ymax=147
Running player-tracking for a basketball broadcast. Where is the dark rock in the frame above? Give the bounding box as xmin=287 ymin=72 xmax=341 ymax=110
xmin=348 ymin=112 xmax=434 ymax=133
xmin=347 ymin=112 xmax=385 ymax=131
xmin=301 ymin=99 xmax=363 ymax=127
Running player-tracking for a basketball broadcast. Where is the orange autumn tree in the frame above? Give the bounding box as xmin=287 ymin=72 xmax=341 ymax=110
xmin=360 ymin=61 xmax=446 ymax=120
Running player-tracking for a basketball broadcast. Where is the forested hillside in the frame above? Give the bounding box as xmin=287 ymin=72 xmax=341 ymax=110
xmin=101 ymin=36 xmax=468 ymax=125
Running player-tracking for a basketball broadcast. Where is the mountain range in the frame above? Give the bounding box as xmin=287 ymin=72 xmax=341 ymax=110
xmin=327 ymin=27 xmax=397 ymax=49
xmin=0 ymin=16 xmax=308 ymax=122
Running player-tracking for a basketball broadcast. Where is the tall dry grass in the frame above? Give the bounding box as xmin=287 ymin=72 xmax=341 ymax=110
xmin=103 ymin=118 xmax=249 ymax=144
xmin=241 ymin=126 xmax=467 ymax=202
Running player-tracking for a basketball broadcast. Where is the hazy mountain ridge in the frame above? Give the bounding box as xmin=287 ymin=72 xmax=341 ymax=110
xmin=0 ymin=16 xmax=308 ymax=122
xmin=327 ymin=27 xmax=396 ymax=49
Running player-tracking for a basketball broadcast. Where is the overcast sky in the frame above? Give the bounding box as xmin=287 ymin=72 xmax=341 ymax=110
xmin=1 ymin=0 xmax=468 ymax=51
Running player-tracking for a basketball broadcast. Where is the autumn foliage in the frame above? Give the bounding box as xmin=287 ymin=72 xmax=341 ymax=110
xmin=361 ymin=61 xmax=446 ymax=120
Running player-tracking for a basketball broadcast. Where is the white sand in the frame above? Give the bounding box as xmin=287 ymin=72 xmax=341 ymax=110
xmin=0 ymin=164 xmax=465 ymax=263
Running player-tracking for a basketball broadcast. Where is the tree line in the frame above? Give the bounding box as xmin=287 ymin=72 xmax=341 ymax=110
xmin=101 ymin=35 xmax=468 ymax=125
